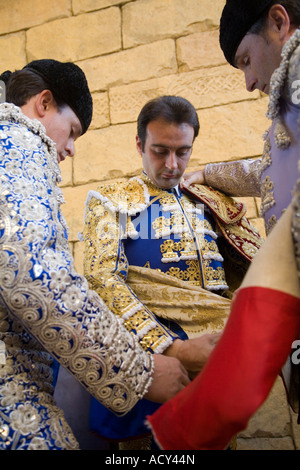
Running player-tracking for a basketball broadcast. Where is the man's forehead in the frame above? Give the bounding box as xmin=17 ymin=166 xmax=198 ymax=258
xmin=146 ymin=119 xmax=193 ymax=133
xmin=144 ymin=120 xmax=195 ymax=148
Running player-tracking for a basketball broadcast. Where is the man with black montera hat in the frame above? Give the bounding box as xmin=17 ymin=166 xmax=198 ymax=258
xmin=184 ymin=0 xmax=300 ymax=236
xmin=147 ymin=1 xmax=300 ymax=450
xmin=0 ymin=60 xmax=191 ymax=450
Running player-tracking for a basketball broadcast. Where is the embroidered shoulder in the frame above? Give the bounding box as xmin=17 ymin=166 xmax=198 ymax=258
xmin=0 ymin=102 xmax=61 ymax=183
xmin=287 ymin=43 xmax=300 ymax=103
xmin=85 ymin=177 xmax=150 ymax=217
xmin=182 ymin=184 xmax=246 ymax=225
xmin=268 ymin=29 xmax=300 ymax=119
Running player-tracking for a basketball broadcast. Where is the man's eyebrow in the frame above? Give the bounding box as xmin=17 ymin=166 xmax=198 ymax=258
xmin=234 ymin=48 xmax=248 ymax=68
xmin=151 ymin=144 xmax=192 ymax=149
xmin=151 ymin=144 xmax=169 ymax=148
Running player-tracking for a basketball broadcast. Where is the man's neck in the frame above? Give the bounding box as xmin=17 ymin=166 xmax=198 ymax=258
xmin=142 ymin=171 xmax=179 ymax=193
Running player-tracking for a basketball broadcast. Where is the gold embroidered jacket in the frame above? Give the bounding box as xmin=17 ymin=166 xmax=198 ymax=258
xmin=83 ymin=174 xmax=263 ymax=354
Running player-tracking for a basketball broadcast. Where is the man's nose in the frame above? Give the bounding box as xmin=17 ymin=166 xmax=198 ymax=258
xmin=66 ymin=139 xmax=75 ymax=158
xmin=165 ymin=152 xmax=178 ymax=170
xmin=245 ymin=72 xmax=257 ymax=93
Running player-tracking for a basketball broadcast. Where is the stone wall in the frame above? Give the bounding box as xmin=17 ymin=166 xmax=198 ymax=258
xmin=0 ymin=0 xmax=269 ymax=274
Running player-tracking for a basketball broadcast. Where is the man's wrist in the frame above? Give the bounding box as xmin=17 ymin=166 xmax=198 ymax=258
xmin=164 ymin=339 xmax=183 ymax=358
xmin=203 ymin=166 xmax=208 ymax=185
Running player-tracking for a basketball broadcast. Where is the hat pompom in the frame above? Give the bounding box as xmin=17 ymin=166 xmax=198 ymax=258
xmin=0 ymin=70 xmax=12 ymax=84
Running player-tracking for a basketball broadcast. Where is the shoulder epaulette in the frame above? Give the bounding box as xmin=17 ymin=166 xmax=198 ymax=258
xmin=85 ymin=177 xmax=150 ymax=217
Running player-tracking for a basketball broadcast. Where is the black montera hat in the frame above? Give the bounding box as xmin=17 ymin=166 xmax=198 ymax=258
xmin=220 ymin=0 xmax=274 ymax=67
xmin=24 ymin=59 xmax=93 ymax=134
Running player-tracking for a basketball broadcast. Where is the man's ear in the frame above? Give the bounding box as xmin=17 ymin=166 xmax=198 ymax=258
xmin=35 ymin=89 xmax=56 ymax=118
xmin=268 ymin=4 xmax=291 ymax=41
xmin=136 ymin=135 xmax=143 ymax=156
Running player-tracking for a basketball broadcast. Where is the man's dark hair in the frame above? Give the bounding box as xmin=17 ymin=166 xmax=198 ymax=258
xmin=0 ymin=59 xmax=93 ymax=134
xmin=137 ymin=96 xmax=200 ymax=151
xmin=220 ymin=0 xmax=300 ymax=67
xmin=3 ymin=69 xmax=65 ymax=108
xmin=249 ymin=1 xmax=300 ymax=35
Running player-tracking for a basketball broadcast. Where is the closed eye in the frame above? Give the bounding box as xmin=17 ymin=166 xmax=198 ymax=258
xmin=176 ymin=148 xmax=191 ymax=157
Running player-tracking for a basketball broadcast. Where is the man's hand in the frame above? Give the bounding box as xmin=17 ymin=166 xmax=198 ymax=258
xmin=165 ymin=333 xmax=222 ymax=379
xmin=144 ymin=354 xmax=190 ymax=403
xmin=182 ymin=169 xmax=206 ymax=188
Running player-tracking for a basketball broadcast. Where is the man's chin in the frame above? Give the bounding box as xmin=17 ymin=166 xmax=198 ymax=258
xmin=148 ymin=175 xmax=180 ymax=189
xmin=159 ymin=176 xmax=180 ymax=189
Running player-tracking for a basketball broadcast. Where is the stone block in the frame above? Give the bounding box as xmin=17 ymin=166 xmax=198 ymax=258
xmin=184 ymin=65 xmax=258 ymax=110
xmin=235 ymin=377 xmax=296 ymax=449
xmin=73 ymin=241 xmax=85 ymax=276
xmin=79 ymin=39 xmax=177 ymax=91
xmin=193 ymin=98 xmax=269 ymax=164
xmin=73 ymin=0 xmax=131 ymax=14
xmin=59 ymin=157 xmax=73 ymax=188
xmin=73 ymin=123 xmax=140 ymax=186
xmin=26 ymin=8 xmax=121 ymax=62
xmin=61 ymin=182 xmax=100 ymax=242
xmin=176 ymin=31 xmax=226 ymax=72
xmin=239 ymin=378 xmax=292 ymax=439
xmin=90 ymin=92 xmax=110 ymax=129
xmin=237 ymin=436 xmax=295 ymax=450
xmin=109 ymin=65 xmax=259 ymax=124
xmin=0 ymin=32 xmax=26 ymax=71
xmin=122 ymin=0 xmax=225 ymax=48
xmin=0 ymin=0 xmax=71 ymax=35
xmin=109 ymin=80 xmax=163 ymax=125
xmin=290 ymin=409 xmax=300 ymax=450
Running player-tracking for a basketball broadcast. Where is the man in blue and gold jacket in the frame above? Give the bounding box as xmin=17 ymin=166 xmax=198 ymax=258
xmin=83 ymin=96 xmax=263 ymax=449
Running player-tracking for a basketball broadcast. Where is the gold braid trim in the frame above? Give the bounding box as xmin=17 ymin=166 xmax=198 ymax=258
xmin=181 ymin=184 xmax=264 ymax=262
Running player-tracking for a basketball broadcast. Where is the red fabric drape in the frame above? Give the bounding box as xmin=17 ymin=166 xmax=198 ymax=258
xmin=147 ymin=287 xmax=300 ymax=450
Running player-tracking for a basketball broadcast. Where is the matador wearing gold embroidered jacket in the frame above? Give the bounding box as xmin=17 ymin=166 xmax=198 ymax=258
xmin=83 ymin=96 xmax=263 ymax=445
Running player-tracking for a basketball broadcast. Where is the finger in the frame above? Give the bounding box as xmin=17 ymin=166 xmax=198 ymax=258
xmin=179 ymin=364 xmax=191 ymax=386
xmin=211 ymin=332 xmax=222 ymax=337
xmin=188 ymin=371 xmax=198 ymax=380
xmin=183 ymin=172 xmax=203 ymax=186
xmin=182 ymin=374 xmax=191 ymax=386
xmin=210 ymin=332 xmax=222 ymax=342
xmin=211 ymin=338 xmax=221 ymax=346
xmin=182 ymin=177 xmax=192 ymax=187
xmin=179 ymin=362 xmax=190 ymax=377
xmin=182 ymin=172 xmax=195 ymax=183
xmin=183 ymin=172 xmax=193 ymax=179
